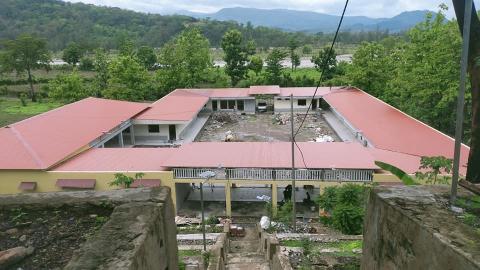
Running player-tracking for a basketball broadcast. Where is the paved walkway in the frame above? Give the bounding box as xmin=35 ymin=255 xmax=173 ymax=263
xmin=181 ymin=114 xmax=210 ymax=143
xmin=177 ymin=233 xmax=222 ymax=241
xmin=322 ymin=109 xmax=356 ymax=142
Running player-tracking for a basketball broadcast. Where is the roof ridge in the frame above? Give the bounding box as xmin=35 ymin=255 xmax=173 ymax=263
xmin=8 ymin=126 xmax=45 ymax=168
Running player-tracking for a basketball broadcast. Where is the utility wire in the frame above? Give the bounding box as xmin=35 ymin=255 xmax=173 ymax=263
xmin=293 ymin=0 xmax=349 ymax=169
xmin=294 ymin=0 xmax=349 ymax=139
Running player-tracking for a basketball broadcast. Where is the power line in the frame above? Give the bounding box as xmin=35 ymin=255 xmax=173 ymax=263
xmin=294 ymin=0 xmax=349 ymax=139
xmin=294 ymin=0 xmax=349 ymax=169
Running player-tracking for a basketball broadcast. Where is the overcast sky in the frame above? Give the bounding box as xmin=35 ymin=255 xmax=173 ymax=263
xmin=63 ymin=0 xmax=476 ymax=18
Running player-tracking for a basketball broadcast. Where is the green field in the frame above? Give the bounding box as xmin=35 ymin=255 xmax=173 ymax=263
xmin=0 ymin=97 xmax=63 ymax=127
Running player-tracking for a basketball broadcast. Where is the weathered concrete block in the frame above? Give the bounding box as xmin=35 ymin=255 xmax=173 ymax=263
xmin=362 ymin=185 xmax=480 ymax=270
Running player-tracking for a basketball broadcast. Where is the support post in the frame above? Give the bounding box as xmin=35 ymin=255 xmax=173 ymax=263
xmin=118 ymin=131 xmax=124 ymax=148
xmin=200 ymin=182 xmax=206 ymax=251
xmin=290 ymin=94 xmax=296 ymax=232
xmin=130 ymin=126 xmax=136 ymax=145
xmin=271 ymin=183 xmax=278 ymax=216
xmin=451 ymin=0 xmax=473 ymax=203
xmin=225 ymin=182 xmax=232 ymax=218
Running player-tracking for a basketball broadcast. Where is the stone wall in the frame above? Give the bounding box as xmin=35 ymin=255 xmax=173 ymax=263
xmin=362 ymin=185 xmax=480 ymax=270
xmin=0 ymin=187 xmax=178 ymax=270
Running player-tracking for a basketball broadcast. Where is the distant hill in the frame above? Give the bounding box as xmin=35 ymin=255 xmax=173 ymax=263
xmin=177 ymin=7 xmax=433 ymax=33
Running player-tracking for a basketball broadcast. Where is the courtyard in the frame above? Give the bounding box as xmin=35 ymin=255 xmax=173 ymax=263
xmin=195 ymin=112 xmax=341 ymax=142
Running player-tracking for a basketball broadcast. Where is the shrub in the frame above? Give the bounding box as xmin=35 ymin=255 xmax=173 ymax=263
xmin=332 ymin=204 xmax=364 ymax=235
xmin=19 ymin=93 xmax=27 ymax=106
xmin=205 ymin=216 xmax=219 ymax=225
xmin=275 ymin=201 xmax=293 ymax=224
xmin=315 ymin=186 xmax=338 ymax=212
xmin=109 ymin=173 xmax=144 ymax=188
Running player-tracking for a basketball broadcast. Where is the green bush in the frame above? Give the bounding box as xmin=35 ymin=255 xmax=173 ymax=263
xmin=275 ymin=201 xmax=293 ymax=224
xmin=316 ymin=186 xmax=338 ymax=212
xmin=332 ymin=204 xmax=364 ymax=235
xmin=205 ymin=216 xmax=219 ymax=225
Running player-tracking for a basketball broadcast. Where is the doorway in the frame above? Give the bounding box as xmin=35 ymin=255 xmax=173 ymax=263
xmin=169 ymin=125 xmax=176 ymax=141
xmin=212 ymin=100 xmax=218 ymax=111
xmin=312 ymin=99 xmax=318 ymax=110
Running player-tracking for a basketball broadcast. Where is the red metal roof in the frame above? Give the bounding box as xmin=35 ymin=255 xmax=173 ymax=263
xmin=279 ymin=87 xmax=339 ymax=97
xmin=183 ymin=88 xmax=252 ymax=98
xmin=249 ymin=85 xmax=281 ymax=95
xmin=323 ymin=88 xmax=470 ymax=167
xmin=0 ymin=98 xmax=148 ymax=170
xmin=53 ymin=148 xmax=175 ymax=171
xmin=56 ymin=179 xmax=96 ymax=189
xmin=163 ymin=142 xmax=378 ymax=169
xmin=135 ymin=90 xmax=209 ymax=121
xmin=131 ymin=179 xmax=161 ymax=188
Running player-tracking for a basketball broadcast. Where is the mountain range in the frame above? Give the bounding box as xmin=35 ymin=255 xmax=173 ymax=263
xmin=176 ymin=7 xmax=433 ymax=33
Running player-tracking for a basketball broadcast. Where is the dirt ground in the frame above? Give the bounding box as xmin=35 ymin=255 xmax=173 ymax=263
xmin=0 ymin=205 xmax=113 ymax=269
xmin=195 ymin=112 xmax=340 ymax=142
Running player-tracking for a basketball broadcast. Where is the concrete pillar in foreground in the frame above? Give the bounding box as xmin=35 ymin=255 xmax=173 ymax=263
xmin=271 ymin=183 xmax=278 ymax=216
xmin=225 ymin=182 xmax=232 ymax=217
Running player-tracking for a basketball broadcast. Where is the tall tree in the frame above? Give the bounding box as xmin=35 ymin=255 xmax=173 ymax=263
xmin=157 ymin=27 xmax=212 ymax=93
xmin=62 ymin=42 xmax=83 ymax=67
xmin=452 ymin=1 xmax=480 ymax=182
xmin=311 ymin=47 xmax=337 ymax=80
xmin=48 ymin=70 xmax=92 ymax=102
xmin=0 ymin=34 xmax=50 ymax=101
xmin=221 ymin=29 xmax=254 ymax=86
xmin=93 ymin=49 xmax=109 ymax=96
xmin=137 ymin=46 xmax=157 ymax=70
xmin=249 ymin=55 xmax=263 ymax=75
xmin=265 ymin=49 xmax=287 ymax=85
xmin=288 ymin=37 xmax=299 ymax=71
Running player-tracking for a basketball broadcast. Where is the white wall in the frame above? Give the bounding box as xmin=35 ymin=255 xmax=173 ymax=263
xmin=274 ymin=97 xmax=319 ymax=112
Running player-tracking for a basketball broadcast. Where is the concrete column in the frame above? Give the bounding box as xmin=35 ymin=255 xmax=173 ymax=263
xmin=130 ymin=126 xmax=136 ymax=145
xmin=225 ymin=182 xmax=232 ymax=217
xmin=118 ymin=131 xmax=124 ymax=147
xmin=271 ymin=183 xmax=278 ymax=216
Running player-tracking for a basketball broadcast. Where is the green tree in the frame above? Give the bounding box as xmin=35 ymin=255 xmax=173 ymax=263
xmin=291 ymin=53 xmax=300 ymax=71
xmin=109 ymin=173 xmax=144 ymax=188
xmin=0 ymin=34 xmax=51 ymax=101
xmin=62 ymin=42 xmax=84 ymax=67
xmin=47 ymin=70 xmax=92 ymax=102
xmin=302 ymin=45 xmax=313 ymax=55
xmin=103 ymin=55 xmax=153 ymax=101
xmin=93 ymin=49 xmax=110 ymax=96
xmin=137 ymin=45 xmax=157 ymax=70
xmin=157 ymin=27 xmax=212 ymax=93
xmin=311 ymin=47 xmax=337 ymax=80
xmin=79 ymin=56 xmax=94 ymax=71
xmin=331 ymin=204 xmax=364 ymax=235
xmin=221 ymin=29 xmax=254 ymax=86
xmin=248 ymin=55 xmax=263 ymax=75
xmin=415 ymin=156 xmax=453 ymax=184
xmin=348 ymin=42 xmax=395 ymax=97
xmin=265 ymin=49 xmax=287 ymax=85
xmin=288 ymin=37 xmax=299 ymax=71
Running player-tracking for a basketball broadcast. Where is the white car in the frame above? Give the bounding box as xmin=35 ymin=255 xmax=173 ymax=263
xmin=257 ymin=102 xmax=267 ymax=112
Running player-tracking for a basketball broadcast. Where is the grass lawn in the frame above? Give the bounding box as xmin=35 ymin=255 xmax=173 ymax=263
xmin=0 ymin=97 xmax=63 ymax=127
xmin=281 ymin=239 xmax=362 ymax=257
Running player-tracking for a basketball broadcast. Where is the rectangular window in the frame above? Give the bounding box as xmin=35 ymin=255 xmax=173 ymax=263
xmin=228 ymin=100 xmax=235 ymax=109
xmin=220 ymin=100 xmax=228 ymax=109
xmin=237 ymin=100 xmax=244 ymax=111
xmin=148 ymin=125 xmax=160 ymax=133
xmin=297 ymin=99 xmax=307 ymax=106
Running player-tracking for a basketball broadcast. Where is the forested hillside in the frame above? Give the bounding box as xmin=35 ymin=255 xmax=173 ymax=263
xmin=0 ymin=0 xmax=396 ymax=51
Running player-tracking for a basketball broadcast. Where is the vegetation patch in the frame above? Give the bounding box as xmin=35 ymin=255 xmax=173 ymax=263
xmin=0 ymin=204 xmax=114 ymax=269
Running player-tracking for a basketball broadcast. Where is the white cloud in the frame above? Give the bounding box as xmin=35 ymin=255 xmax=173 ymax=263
xmin=63 ymin=0 xmax=477 ymax=18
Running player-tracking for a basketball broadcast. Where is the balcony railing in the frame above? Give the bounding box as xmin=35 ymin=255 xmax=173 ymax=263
xmin=173 ymin=168 xmax=373 ymax=182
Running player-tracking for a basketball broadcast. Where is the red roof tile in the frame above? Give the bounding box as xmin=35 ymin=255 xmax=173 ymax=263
xmin=279 ymin=87 xmax=339 ymax=97
xmin=0 ymin=98 xmax=148 ymax=170
xmin=53 ymin=148 xmax=175 ymax=171
xmin=163 ymin=142 xmax=378 ymax=169
xmin=249 ymin=85 xmax=281 ymax=95
xmin=323 ymin=88 xmax=470 ymax=167
xmin=135 ymin=90 xmax=209 ymax=121
xmin=56 ymin=179 xmax=96 ymax=189
xmin=183 ymin=88 xmax=252 ymax=98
